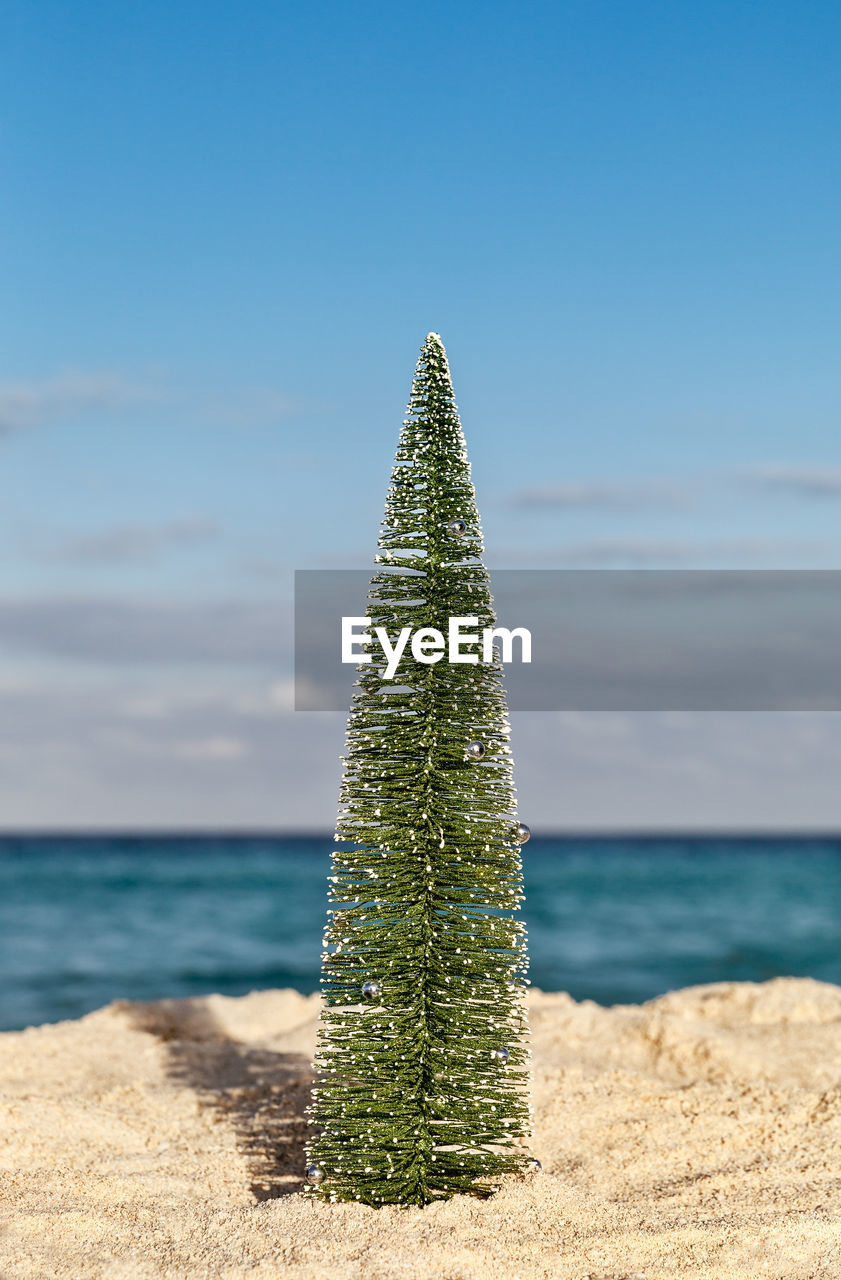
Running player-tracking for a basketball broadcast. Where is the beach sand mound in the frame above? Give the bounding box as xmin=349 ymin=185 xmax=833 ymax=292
xmin=1 ymin=978 xmax=840 ymax=1279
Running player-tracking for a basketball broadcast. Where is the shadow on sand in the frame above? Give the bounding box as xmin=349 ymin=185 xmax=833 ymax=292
xmin=125 ymin=999 xmax=313 ymax=1200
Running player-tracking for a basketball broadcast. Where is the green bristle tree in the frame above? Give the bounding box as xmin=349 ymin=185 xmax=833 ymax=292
xmin=305 ymin=333 xmax=533 ymax=1207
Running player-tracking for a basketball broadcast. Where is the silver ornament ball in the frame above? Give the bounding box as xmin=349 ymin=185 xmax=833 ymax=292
xmin=491 ymin=1046 xmax=510 ymax=1065
xmin=465 ymin=741 xmax=486 ymax=761
xmin=447 ymin=518 xmax=467 ymax=537
xmin=361 ymin=979 xmax=381 ymax=1001
xmin=306 ymin=1164 xmax=325 ymax=1186
xmin=514 ymin=822 xmax=531 ymax=845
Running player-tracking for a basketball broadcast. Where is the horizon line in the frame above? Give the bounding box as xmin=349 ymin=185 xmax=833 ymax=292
xmin=0 ymin=828 xmax=839 ymax=840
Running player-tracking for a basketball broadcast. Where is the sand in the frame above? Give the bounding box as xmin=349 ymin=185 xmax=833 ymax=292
xmin=1 ymin=979 xmax=840 ymax=1280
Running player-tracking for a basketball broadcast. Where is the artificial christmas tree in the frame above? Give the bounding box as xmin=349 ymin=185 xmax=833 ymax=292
xmin=305 ymin=333 xmax=533 ymax=1206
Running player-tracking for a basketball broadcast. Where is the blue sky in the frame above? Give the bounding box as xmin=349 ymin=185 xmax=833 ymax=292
xmin=2 ymin=1 xmax=841 ymax=827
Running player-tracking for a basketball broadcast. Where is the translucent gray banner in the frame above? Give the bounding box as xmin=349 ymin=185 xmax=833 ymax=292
xmin=294 ymin=569 xmax=841 ymax=711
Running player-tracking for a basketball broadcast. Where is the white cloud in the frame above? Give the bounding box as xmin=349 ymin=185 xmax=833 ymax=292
xmin=0 ymin=676 xmax=840 ymax=829
xmin=121 ymin=695 xmax=173 ymax=720
xmin=268 ymin=680 xmax=296 ymax=710
xmin=172 ymin=735 xmax=249 ymax=760
xmin=512 ymin=710 xmax=841 ymax=831
xmin=748 ymin=464 xmax=841 ymax=498
xmin=0 ymin=372 xmax=145 ymax=435
xmin=0 ymin=369 xmax=302 ymax=439
xmin=0 ymin=594 xmax=290 ymax=664
xmin=40 ymin=517 xmax=221 ymax=565
xmin=489 ymin=536 xmax=835 ymax=568
xmin=0 ymin=680 xmax=342 ymax=827
xmin=509 ymin=478 xmax=691 ymax=511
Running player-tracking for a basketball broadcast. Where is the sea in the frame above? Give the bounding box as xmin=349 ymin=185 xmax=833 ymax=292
xmin=1 ymin=834 xmax=839 ymax=1032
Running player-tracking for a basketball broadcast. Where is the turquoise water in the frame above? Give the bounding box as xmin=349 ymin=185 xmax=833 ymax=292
xmin=0 ymin=835 xmax=839 ymax=1031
